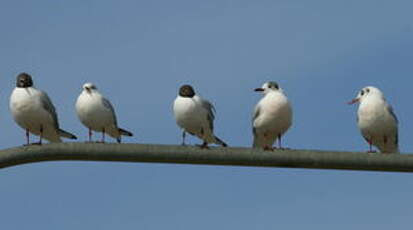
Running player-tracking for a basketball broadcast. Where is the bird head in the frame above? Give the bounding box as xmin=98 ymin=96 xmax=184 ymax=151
xmin=16 ymin=73 xmax=34 ymax=88
xmin=179 ymin=84 xmax=196 ymax=98
xmin=348 ymin=86 xmax=384 ymax=104
xmin=254 ymin=81 xmax=282 ymax=94
xmin=83 ymin=82 xmax=97 ymax=94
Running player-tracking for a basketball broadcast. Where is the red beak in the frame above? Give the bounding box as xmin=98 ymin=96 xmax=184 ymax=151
xmin=347 ymin=98 xmax=359 ymax=105
xmin=254 ymin=88 xmax=264 ymax=92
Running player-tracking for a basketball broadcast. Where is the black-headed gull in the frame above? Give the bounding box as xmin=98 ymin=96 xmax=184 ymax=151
xmin=75 ymin=83 xmax=133 ymax=143
xmin=252 ymin=81 xmax=292 ymax=150
xmin=173 ymin=84 xmax=227 ymax=148
xmin=9 ymin=73 xmax=77 ymax=145
xmin=348 ymin=86 xmax=399 ymax=153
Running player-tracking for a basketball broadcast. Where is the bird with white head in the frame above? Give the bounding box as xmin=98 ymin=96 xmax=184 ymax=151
xmin=348 ymin=86 xmax=399 ymax=153
xmin=173 ymin=84 xmax=227 ymax=148
xmin=75 ymin=82 xmax=133 ymax=143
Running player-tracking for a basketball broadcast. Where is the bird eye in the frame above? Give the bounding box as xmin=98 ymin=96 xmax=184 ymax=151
xmin=366 ymin=88 xmax=370 ymax=93
xmin=360 ymin=90 xmax=364 ymax=96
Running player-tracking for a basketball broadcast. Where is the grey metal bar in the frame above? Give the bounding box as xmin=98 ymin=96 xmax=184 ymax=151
xmin=0 ymin=143 xmax=412 ymax=172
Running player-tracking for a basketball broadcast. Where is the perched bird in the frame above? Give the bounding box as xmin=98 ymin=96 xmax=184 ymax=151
xmin=252 ymin=81 xmax=292 ymax=150
xmin=173 ymin=84 xmax=227 ymax=148
xmin=9 ymin=73 xmax=77 ymax=144
xmin=348 ymin=86 xmax=399 ymax=153
xmin=75 ymin=83 xmax=133 ymax=143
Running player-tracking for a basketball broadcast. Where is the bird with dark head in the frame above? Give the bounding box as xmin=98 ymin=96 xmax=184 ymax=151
xmin=173 ymin=84 xmax=227 ymax=148
xmin=10 ymin=72 xmax=77 ymax=145
xmin=179 ymin=85 xmax=196 ymax=98
xmin=16 ymin=72 xmax=33 ymax=88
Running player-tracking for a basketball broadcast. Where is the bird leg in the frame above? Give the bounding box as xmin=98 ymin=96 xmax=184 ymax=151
xmin=276 ymin=134 xmax=289 ymax=150
xmin=181 ymin=131 xmax=186 ymax=146
xmin=32 ymin=125 xmax=43 ymax=145
xmin=367 ymin=138 xmax=376 ymax=153
xmin=39 ymin=125 xmax=44 ymax=145
xmin=88 ymin=128 xmax=93 ymax=142
xmin=25 ymin=129 xmax=30 ymax=145
xmin=277 ymin=134 xmax=283 ymax=149
xmin=101 ymin=128 xmax=106 ymax=143
xmin=195 ymin=128 xmax=209 ymax=148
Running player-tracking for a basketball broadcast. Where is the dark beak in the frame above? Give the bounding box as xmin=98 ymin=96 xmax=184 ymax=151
xmin=254 ymin=88 xmax=264 ymax=92
xmin=86 ymin=88 xmax=91 ymax=93
xmin=347 ymin=98 xmax=359 ymax=105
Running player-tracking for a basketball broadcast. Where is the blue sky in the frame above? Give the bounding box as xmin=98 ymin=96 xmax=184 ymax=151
xmin=1 ymin=0 xmax=413 ymax=229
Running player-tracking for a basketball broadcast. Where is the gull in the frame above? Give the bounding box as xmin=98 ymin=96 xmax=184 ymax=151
xmin=75 ymin=82 xmax=133 ymax=143
xmin=348 ymin=86 xmax=399 ymax=153
xmin=173 ymin=84 xmax=227 ymax=148
xmin=9 ymin=72 xmax=77 ymax=144
xmin=252 ymin=81 xmax=292 ymax=150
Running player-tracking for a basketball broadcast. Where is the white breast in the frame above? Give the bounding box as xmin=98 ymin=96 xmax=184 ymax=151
xmin=173 ymin=96 xmax=208 ymax=134
xmin=358 ymin=97 xmax=396 ymax=136
xmin=75 ymin=91 xmax=116 ymax=132
xmin=253 ymin=92 xmax=292 ymax=134
xmin=9 ymin=87 xmax=60 ymax=141
xmin=357 ymin=95 xmax=398 ymax=153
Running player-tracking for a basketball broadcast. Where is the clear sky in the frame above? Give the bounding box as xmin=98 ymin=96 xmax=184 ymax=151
xmin=1 ymin=0 xmax=413 ymax=229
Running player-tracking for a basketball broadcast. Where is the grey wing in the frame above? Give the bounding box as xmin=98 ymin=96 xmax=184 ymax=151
xmin=40 ymin=91 xmax=59 ymax=129
xmin=386 ymin=104 xmax=398 ymax=124
xmin=252 ymin=104 xmax=261 ymax=136
xmin=386 ymin=104 xmax=399 ymax=144
xmin=201 ymin=99 xmax=215 ymax=131
xmin=251 ymin=105 xmax=262 ymax=147
xmin=102 ymin=97 xmax=118 ymax=126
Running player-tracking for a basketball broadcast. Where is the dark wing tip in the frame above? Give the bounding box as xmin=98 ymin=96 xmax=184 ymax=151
xmin=59 ymin=129 xmax=77 ymax=139
xmin=214 ymin=136 xmax=227 ymax=147
xmin=119 ymin=128 xmax=133 ymax=137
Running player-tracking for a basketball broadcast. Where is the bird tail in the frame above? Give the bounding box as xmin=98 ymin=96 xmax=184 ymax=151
xmin=214 ymin=136 xmax=227 ymax=147
xmin=119 ymin=128 xmax=133 ymax=137
xmin=58 ymin=129 xmax=77 ymax=140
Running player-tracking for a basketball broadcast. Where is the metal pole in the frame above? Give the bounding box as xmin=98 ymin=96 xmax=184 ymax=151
xmin=0 ymin=143 xmax=412 ymax=172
